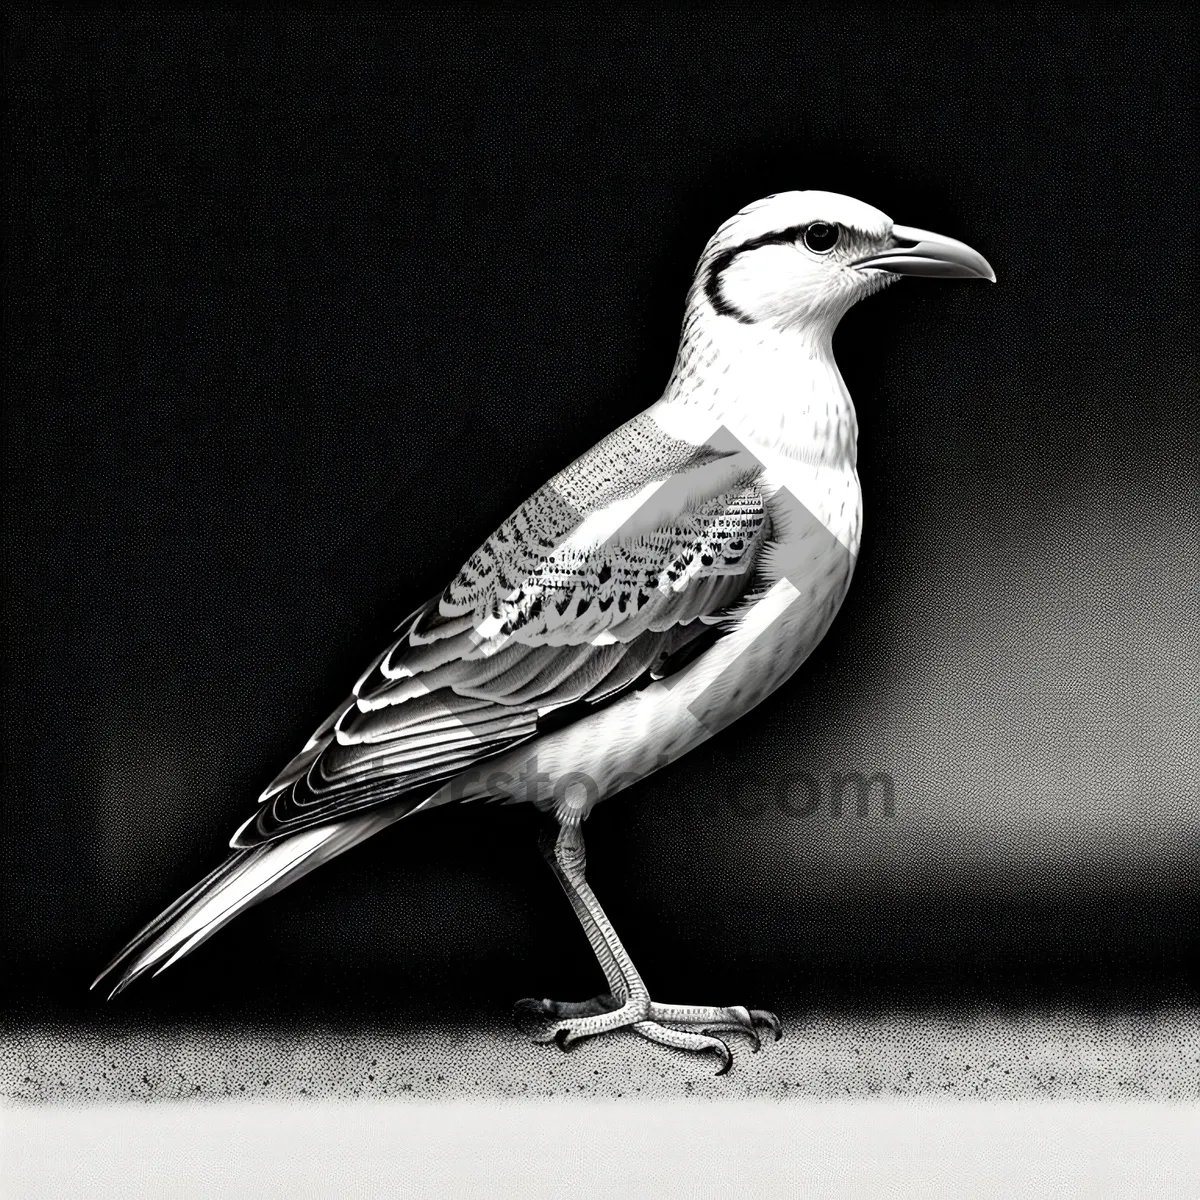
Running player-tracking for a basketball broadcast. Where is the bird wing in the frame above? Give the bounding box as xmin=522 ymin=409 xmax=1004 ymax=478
xmin=232 ymin=413 xmax=771 ymax=847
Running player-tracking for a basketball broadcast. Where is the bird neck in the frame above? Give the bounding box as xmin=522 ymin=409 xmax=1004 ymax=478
xmin=656 ymin=306 xmax=859 ymax=469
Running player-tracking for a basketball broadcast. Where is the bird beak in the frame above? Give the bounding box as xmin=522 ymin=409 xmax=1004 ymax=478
xmin=853 ymin=224 xmax=996 ymax=282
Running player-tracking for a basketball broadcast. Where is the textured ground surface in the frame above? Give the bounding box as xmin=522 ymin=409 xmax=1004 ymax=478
xmin=4 ymin=1007 xmax=1198 ymax=1105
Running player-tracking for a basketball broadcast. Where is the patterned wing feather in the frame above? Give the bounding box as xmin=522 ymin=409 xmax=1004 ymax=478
xmin=232 ymin=416 xmax=769 ymax=847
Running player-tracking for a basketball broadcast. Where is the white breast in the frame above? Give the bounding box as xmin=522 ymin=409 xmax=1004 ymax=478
xmin=424 ymin=316 xmax=867 ymax=821
xmin=648 ymin=344 xmax=864 ymax=561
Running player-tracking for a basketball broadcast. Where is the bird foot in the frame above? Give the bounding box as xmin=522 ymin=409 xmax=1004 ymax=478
xmin=514 ymin=993 xmax=647 ymax=1046
xmin=513 ymin=995 xmax=781 ymax=1074
xmin=513 ymin=993 xmax=622 ymax=1024
xmin=648 ymin=1002 xmax=783 ymax=1052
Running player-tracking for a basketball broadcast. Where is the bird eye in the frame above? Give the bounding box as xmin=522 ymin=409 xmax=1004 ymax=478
xmin=803 ymin=222 xmax=839 ymax=253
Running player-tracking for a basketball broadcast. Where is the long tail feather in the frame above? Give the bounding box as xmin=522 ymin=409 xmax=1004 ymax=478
xmin=91 ymin=807 xmax=405 ymax=998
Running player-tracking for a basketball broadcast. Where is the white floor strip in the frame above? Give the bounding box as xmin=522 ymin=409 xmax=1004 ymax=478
xmin=3 ymin=1098 xmax=1198 ymax=1199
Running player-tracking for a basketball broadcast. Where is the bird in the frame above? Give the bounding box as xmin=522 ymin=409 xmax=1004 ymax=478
xmin=93 ymin=190 xmax=994 ymax=1074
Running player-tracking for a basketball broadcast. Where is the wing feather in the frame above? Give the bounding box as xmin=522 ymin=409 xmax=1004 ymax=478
xmin=234 ymin=417 xmax=770 ymax=848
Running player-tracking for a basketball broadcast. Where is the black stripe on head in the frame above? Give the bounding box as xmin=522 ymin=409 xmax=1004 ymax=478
xmin=703 ymin=223 xmax=811 ymax=324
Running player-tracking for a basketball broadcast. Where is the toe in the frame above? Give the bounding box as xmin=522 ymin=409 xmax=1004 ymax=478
xmin=513 ymin=998 xmax=566 ymax=1043
xmin=515 ymin=995 xmax=619 ymax=1019
xmin=633 ymin=1021 xmax=735 ymax=1075
xmin=710 ymin=1038 xmax=733 ymax=1076
xmin=749 ymin=1009 xmax=783 ymax=1041
xmin=709 ymin=1020 xmax=759 ymax=1053
xmin=725 ymin=1006 xmax=760 ymax=1050
xmin=513 ymin=997 xmax=552 ymax=1034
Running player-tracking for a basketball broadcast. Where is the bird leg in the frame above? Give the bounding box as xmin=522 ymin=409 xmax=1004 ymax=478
xmin=538 ymin=822 xmax=629 ymax=1003
xmin=514 ymin=819 xmax=781 ymax=1074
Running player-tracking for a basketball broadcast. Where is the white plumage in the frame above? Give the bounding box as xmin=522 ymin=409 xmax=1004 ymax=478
xmin=95 ymin=191 xmax=994 ymax=1072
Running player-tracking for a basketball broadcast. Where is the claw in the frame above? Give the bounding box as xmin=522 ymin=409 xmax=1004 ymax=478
xmin=698 ymin=1007 xmax=760 ymax=1052
xmin=708 ymin=1023 xmax=759 ymax=1053
xmin=749 ymin=1009 xmax=783 ymax=1042
xmin=710 ymin=1038 xmax=732 ymax=1076
xmin=553 ymin=1028 xmax=575 ymax=1052
xmin=728 ymin=1005 xmax=760 ymax=1051
xmin=727 ymin=1005 xmax=752 ymax=1029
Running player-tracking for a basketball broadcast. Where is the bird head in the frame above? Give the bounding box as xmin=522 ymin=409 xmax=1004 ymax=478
xmin=697 ymin=190 xmax=995 ymax=337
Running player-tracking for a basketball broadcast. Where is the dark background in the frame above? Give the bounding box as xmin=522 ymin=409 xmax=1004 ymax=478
xmin=4 ymin=10 xmax=1196 ymax=1034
